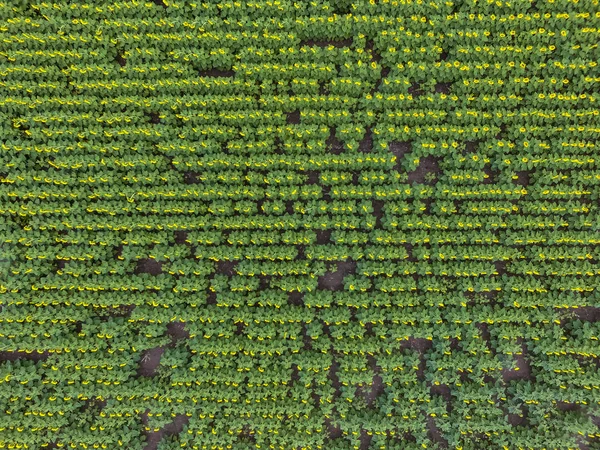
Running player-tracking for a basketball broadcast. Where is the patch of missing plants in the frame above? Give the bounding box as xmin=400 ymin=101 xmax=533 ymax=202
xmin=137 ymin=347 xmax=164 ymax=377
xmin=358 ymin=127 xmax=373 ymax=153
xmin=0 ymin=350 xmax=49 ymax=362
xmin=135 ymin=258 xmax=163 ymax=276
xmin=198 ymin=68 xmax=235 ymax=78
xmin=388 ymin=141 xmax=412 ymax=171
xmin=463 ymin=140 xmax=480 ymax=154
xmin=216 ymin=260 xmax=238 ymax=277
xmin=327 ymin=128 xmax=345 ymax=155
xmin=147 ymin=112 xmax=161 ymax=124
xmin=166 ymin=322 xmax=190 ymax=342
xmin=288 ymin=291 xmax=304 ymax=306
xmin=572 ymin=306 xmax=600 ymax=322
xmin=483 ymin=165 xmax=499 ymax=184
xmin=435 ymin=82 xmax=452 ymax=94
xmin=174 ymin=231 xmax=189 ymax=245
xmin=316 ymin=230 xmax=332 ymax=244
xmin=408 ymin=155 xmax=441 ymax=185
xmin=142 ymin=414 xmax=190 ymax=450
xmin=408 ymin=82 xmax=424 ymax=98
xmin=372 ymin=200 xmax=384 ymax=229
xmin=286 ymin=110 xmax=300 ymax=124
xmin=115 ymin=51 xmax=127 ymax=67
xmin=318 ymin=260 xmax=357 ymax=291
xmin=305 ymin=170 xmax=320 ymax=185
xmin=495 ymin=124 xmax=508 ymax=140
xmin=183 ymin=171 xmax=199 ymax=185
xmin=513 ymin=171 xmax=530 ymax=187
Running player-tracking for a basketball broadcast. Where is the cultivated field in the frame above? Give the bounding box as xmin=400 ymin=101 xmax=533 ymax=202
xmin=1 ymin=0 xmax=600 ymax=449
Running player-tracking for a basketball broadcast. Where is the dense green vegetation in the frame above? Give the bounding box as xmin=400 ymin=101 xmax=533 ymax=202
xmin=1 ymin=0 xmax=600 ymax=449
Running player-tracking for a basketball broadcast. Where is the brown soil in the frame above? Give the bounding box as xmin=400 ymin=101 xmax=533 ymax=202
xmin=174 ymin=231 xmax=189 ymax=245
xmin=135 ymin=258 xmax=163 ymax=276
xmin=327 ymin=128 xmax=345 ymax=155
xmin=573 ymin=307 xmax=600 ymax=322
xmin=318 ymin=260 xmax=356 ymax=291
xmin=514 ymin=171 xmax=531 ymax=187
xmin=372 ymin=200 xmax=384 ymax=228
xmin=137 ymin=347 xmax=164 ymax=377
xmin=0 ymin=351 xmax=49 ymax=362
xmin=143 ymin=414 xmax=189 ymax=450
xmin=388 ymin=141 xmax=412 ymax=171
xmin=288 ymin=291 xmax=304 ymax=306
xmin=287 ymin=110 xmax=300 ymax=124
xmin=316 ymin=230 xmax=332 ymax=244
xmin=435 ymin=82 xmax=452 ymax=94
xmin=216 ymin=260 xmax=238 ymax=276
xmin=358 ymin=127 xmax=373 ymax=153
xmin=408 ymin=83 xmax=424 ymax=98
xmin=166 ymin=322 xmax=189 ymax=341
xmin=364 ymin=373 xmax=385 ymax=407
xmin=502 ymin=354 xmax=531 ymax=382
xmin=408 ymin=156 xmax=441 ymax=184
xmin=198 ymin=68 xmax=235 ymax=78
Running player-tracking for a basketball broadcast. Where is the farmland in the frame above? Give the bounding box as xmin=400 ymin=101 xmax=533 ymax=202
xmin=1 ymin=0 xmax=600 ymax=449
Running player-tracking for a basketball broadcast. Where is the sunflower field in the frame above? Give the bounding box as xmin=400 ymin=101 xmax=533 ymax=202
xmin=1 ymin=0 xmax=600 ymax=449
